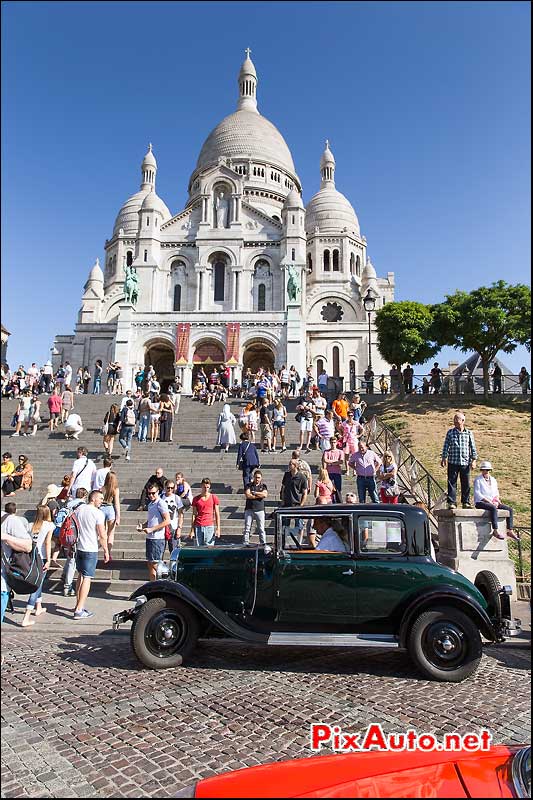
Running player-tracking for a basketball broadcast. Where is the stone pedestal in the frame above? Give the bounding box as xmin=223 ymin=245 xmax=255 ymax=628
xmin=435 ymin=509 xmax=517 ymax=597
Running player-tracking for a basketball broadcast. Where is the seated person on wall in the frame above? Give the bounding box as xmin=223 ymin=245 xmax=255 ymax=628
xmin=473 ymin=460 xmax=518 ymax=541
xmin=137 ymin=466 xmax=167 ymax=511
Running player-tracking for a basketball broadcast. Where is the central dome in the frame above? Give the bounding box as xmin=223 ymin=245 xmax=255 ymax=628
xmin=196 ymin=109 xmax=297 ymax=176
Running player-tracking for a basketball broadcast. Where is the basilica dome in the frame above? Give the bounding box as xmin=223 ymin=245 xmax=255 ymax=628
xmin=113 ymin=145 xmax=171 ymax=236
xmin=195 ymin=110 xmax=297 ymax=176
xmin=305 ymin=186 xmax=360 ymax=236
xmin=305 ymin=140 xmax=360 ymax=237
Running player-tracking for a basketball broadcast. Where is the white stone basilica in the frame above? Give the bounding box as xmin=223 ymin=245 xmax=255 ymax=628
xmin=53 ymin=51 xmax=394 ymax=394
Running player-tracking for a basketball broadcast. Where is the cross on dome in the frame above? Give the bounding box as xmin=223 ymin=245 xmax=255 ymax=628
xmin=245 ymin=47 xmax=251 ymax=58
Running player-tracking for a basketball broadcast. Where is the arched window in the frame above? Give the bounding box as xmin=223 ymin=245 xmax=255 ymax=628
xmin=291 ymin=248 xmax=296 ymax=261
xmin=258 ymin=283 xmax=266 ymax=311
xmin=350 ymin=253 xmax=355 ymax=274
xmin=214 ymin=261 xmax=225 ymax=302
xmin=316 ymin=358 xmax=324 ymax=384
xmin=333 ymin=346 xmax=340 ymax=377
xmin=173 ymin=285 xmax=182 ymax=312
xmin=349 ymin=360 xmax=356 ymax=391
xmin=323 ymin=250 xmax=330 ymax=271
xmin=307 ymin=253 xmax=313 ymax=272
xmin=126 ymin=251 xmax=133 ymax=267
xmin=333 ymin=249 xmax=340 ymax=271
xmin=143 ymin=250 xmax=148 ymax=262
xmin=356 ymin=255 xmax=361 ymax=277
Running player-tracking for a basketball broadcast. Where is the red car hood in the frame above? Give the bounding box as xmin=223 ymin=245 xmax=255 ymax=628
xmin=194 ymin=746 xmax=522 ymax=798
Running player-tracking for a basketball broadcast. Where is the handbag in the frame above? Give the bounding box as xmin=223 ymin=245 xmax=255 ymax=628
xmin=102 ymin=421 xmax=109 ymax=436
xmin=384 ymin=480 xmax=400 ymax=497
xmin=164 ymin=524 xmax=172 ymax=541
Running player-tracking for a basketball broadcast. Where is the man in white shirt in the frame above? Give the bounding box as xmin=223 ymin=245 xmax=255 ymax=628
xmin=1 ymin=502 xmax=32 ymax=622
xmin=65 ymin=412 xmax=83 ymax=439
xmin=93 ymin=457 xmax=112 ymax=491
xmin=120 ymin=390 xmax=134 ymax=411
xmin=73 ymin=490 xmax=109 ymax=619
xmin=69 ymin=447 xmax=97 ymax=496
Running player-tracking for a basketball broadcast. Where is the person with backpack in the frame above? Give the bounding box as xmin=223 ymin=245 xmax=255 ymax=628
xmin=72 ymin=490 xmax=109 ymax=618
xmin=20 ymin=505 xmax=55 ymax=627
xmin=59 ymin=488 xmax=88 ymax=596
xmin=1 ymin=502 xmax=33 ymax=622
xmin=117 ymin=399 xmax=136 ymax=461
xmin=236 ymin=432 xmax=260 ymax=489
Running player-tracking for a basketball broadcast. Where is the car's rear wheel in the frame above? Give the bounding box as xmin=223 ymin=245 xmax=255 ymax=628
xmin=408 ymin=606 xmax=482 ymax=682
xmin=131 ymin=596 xmax=199 ymax=669
xmin=474 ymin=570 xmax=502 ymax=619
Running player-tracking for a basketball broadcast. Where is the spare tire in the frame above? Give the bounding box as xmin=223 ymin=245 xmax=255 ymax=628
xmin=475 ymin=570 xmax=502 ymax=618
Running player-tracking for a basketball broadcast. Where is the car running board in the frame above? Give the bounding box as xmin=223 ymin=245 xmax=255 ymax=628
xmin=267 ymin=632 xmax=401 ymax=648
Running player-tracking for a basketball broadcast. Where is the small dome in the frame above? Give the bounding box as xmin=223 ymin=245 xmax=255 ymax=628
xmin=88 ymin=258 xmax=104 ymax=282
xmin=320 ymin=140 xmax=335 ymax=169
xmin=362 ymin=258 xmax=377 ymax=280
xmin=239 ymin=54 xmax=257 ymax=79
xmin=114 ymin=189 xmax=171 ymax=235
xmin=141 ymin=189 xmax=171 ymax=217
xmin=142 ymin=143 xmax=157 ymax=169
xmin=283 ymin=188 xmax=304 ymax=209
xmin=305 ymin=186 xmax=360 ymax=236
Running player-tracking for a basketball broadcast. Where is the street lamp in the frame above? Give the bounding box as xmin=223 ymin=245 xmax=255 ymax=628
xmin=363 ymin=289 xmax=376 ymax=371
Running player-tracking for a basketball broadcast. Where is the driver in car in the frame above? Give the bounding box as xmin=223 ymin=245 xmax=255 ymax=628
xmin=314 ymin=517 xmax=350 ymax=552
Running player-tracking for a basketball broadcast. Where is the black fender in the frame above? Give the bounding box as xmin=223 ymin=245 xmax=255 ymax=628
xmin=397 ymin=586 xmax=497 ymax=648
xmin=129 ymin=581 xmax=269 ymax=645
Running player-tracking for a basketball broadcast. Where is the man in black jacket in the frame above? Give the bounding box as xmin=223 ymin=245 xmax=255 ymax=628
xmin=137 ymin=466 xmax=167 ymax=511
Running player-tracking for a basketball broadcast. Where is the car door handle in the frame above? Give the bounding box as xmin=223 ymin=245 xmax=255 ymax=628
xmin=342 ymin=569 xmax=354 ymax=575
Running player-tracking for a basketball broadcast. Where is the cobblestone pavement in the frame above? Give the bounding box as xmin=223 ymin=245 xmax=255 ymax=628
xmin=1 ymin=631 xmax=530 ymax=798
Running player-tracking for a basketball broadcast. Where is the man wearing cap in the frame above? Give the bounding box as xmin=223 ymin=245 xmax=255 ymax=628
xmin=440 ymin=411 xmax=477 ymax=509
xmin=473 ymin=461 xmax=517 ymax=540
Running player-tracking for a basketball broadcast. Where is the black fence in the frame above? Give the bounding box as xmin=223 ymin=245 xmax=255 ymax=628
xmin=348 ymin=373 xmax=530 ymax=396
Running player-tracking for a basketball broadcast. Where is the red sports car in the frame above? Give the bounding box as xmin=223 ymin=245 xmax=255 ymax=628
xmin=175 ymin=745 xmax=530 ymax=798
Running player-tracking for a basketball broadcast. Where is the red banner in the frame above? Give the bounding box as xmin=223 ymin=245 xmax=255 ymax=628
xmin=176 ymin=323 xmax=191 ymax=364
xmin=226 ymin=323 xmax=240 ymax=365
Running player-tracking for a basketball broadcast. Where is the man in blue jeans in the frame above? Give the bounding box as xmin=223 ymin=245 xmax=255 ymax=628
xmin=73 ymin=490 xmax=109 ymax=619
xmin=117 ymin=399 xmax=136 ymax=461
xmin=349 ymin=439 xmax=382 ymax=503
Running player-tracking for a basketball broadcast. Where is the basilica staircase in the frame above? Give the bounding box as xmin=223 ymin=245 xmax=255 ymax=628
xmin=1 ymin=394 xmax=330 ymax=593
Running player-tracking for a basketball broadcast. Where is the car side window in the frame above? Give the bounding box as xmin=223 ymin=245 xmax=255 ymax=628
xmin=280 ymin=515 xmax=353 ymax=553
xmin=358 ymin=517 xmax=405 ymax=555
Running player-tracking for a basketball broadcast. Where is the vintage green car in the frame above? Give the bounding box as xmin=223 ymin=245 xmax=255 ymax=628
xmin=113 ymin=504 xmax=520 ymax=682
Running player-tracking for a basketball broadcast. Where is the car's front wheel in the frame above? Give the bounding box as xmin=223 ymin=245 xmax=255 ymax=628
xmin=408 ymin=606 xmax=482 ymax=682
xmin=131 ymin=596 xmax=199 ymax=669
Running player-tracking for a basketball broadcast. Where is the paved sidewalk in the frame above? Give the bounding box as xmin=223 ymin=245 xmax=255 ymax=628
xmin=3 ymin=587 xmax=530 ymax=640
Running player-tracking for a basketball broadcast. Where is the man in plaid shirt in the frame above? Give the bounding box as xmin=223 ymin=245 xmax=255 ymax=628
xmin=441 ymin=412 xmax=478 ymax=509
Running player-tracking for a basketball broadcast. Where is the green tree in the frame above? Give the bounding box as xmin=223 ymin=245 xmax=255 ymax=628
xmin=431 ymin=281 xmax=531 ymax=399
xmin=374 ymin=301 xmax=439 ymax=393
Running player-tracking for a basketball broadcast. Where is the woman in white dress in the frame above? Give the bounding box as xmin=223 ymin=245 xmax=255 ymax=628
xmin=216 ymin=404 xmax=237 ymax=452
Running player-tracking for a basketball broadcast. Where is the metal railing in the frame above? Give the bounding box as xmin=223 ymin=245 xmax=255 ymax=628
xmin=365 ymin=415 xmax=447 ymax=521
xmin=346 ymin=373 xmax=530 ymax=396
xmin=509 ymin=527 xmax=531 ymax=584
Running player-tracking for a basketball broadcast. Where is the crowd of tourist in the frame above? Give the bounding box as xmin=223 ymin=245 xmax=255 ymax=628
xmin=0 ymin=354 xmax=523 ymax=627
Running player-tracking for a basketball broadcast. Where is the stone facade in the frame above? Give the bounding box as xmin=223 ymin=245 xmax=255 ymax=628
xmin=52 ymin=52 xmax=394 ymax=393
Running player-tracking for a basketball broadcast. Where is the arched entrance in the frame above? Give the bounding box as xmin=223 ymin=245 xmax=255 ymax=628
xmin=145 ymin=340 xmax=175 ymax=392
xmin=243 ymin=340 xmax=276 ymax=375
xmin=192 ymin=339 xmax=225 ymax=381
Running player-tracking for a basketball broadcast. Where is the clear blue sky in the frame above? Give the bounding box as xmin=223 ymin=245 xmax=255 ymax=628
xmin=2 ymin=0 xmax=530 ymax=373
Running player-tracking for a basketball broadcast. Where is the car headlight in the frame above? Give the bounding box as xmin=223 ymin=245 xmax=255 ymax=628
xmin=156 ymin=561 xmax=169 ymax=580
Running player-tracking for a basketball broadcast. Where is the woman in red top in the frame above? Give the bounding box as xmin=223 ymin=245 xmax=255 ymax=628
xmin=47 ymin=388 xmax=63 ymax=432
